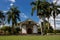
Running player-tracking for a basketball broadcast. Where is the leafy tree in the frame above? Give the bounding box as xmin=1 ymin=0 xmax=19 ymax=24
xmin=31 ymin=0 xmax=44 ymax=35
xmin=31 ymin=0 xmax=51 ymax=35
xmin=45 ymin=5 xmax=52 ymax=33
xmin=0 ymin=11 xmax=5 ymax=25
xmin=6 ymin=5 xmax=21 ymax=34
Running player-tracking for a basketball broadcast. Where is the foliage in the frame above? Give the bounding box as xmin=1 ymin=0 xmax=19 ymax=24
xmin=48 ymin=26 xmax=53 ymax=33
xmin=0 ymin=26 xmax=11 ymax=34
xmin=31 ymin=0 xmax=52 ymax=35
xmin=13 ymin=27 xmax=21 ymax=34
xmin=43 ymin=20 xmax=53 ymax=34
xmin=38 ymin=28 xmax=41 ymax=34
xmin=55 ymin=30 xmax=60 ymax=33
xmin=0 ymin=11 xmax=5 ymax=20
xmin=0 ymin=26 xmax=21 ymax=35
xmin=0 ymin=11 xmax=5 ymax=25
xmin=7 ymin=5 xmax=20 ymax=25
xmin=6 ymin=5 xmax=21 ymax=34
xmin=15 ymin=27 xmax=21 ymax=33
xmin=1 ymin=26 xmax=11 ymax=32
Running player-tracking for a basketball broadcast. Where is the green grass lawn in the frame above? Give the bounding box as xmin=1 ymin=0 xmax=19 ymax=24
xmin=0 ymin=35 xmax=60 ymax=40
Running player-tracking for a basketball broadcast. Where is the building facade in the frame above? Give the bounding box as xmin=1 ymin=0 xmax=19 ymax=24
xmin=18 ymin=19 xmax=38 ymax=34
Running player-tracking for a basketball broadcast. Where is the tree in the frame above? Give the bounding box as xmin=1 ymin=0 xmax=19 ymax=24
xmin=6 ymin=5 xmax=21 ymax=34
xmin=0 ymin=11 xmax=5 ymax=25
xmin=31 ymin=0 xmax=44 ymax=35
xmin=45 ymin=6 xmax=52 ymax=33
xmin=50 ymin=1 xmax=60 ymax=34
xmin=31 ymin=0 xmax=51 ymax=35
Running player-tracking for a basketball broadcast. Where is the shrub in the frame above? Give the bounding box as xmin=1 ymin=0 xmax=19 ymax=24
xmin=38 ymin=28 xmax=41 ymax=34
xmin=0 ymin=26 xmax=11 ymax=35
xmin=14 ymin=27 xmax=21 ymax=34
xmin=55 ymin=30 xmax=60 ymax=33
xmin=0 ymin=26 xmax=21 ymax=35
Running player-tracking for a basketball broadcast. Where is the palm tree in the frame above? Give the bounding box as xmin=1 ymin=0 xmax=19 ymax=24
xmin=50 ymin=1 xmax=60 ymax=34
xmin=0 ymin=11 xmax=5 ymax=25
xmin=41 ymin=2 xmax=52 ymax=34
xmin=31 ymin=0 xmax=51 ymax=35
xmin=31 ymin=0 xmax=45 ymax=35
xmin=6 ymin=5 xmax=21 ymax=34
xmin=45 ymin=7 xmax=52 ymax=33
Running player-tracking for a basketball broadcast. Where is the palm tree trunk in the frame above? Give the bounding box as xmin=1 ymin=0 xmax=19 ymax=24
xmin=48 ymin=18 xmax=49 ymax=29
xmin=54 ymin=18 xmax=56 ymax=34
xmin=43 ymin=17 xmax=46 ymax=35
xmin=40 ymin=19 xmax=44 ymax=35
xmin=41 ymin=22 xmax=43 ymax=35
xmin=41 ymin=18 xmax=45 ymax=35
xmin=11 ymin=25 xmax=14 ymax=34
xmin=11 ymin=23 xmax=14 ymax=34
xmin=47 ymin=18 xmax=49 ymax=33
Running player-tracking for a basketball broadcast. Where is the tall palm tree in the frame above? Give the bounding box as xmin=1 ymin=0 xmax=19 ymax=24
xmin=6 ymin=5 xmax=21 ymax=34
xmin=50 ymin=1 xmax=60 ymax=34
xmin=0 ymin=11 xmax=5 ymax=25
xmin=31 ymin=0 xmax=43 ymax=35
xmin=31 ymin=0 xmax=51 ymax=35
xmin=45 ymin=7 xmax=52 ymax=33
xmin=41 ymin=2 xmax=52 ymax=34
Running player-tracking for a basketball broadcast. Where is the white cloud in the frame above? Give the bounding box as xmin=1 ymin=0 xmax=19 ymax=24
xmin=53 ymin=0 xmax=57 ymax=3
xmin=57 ymin=0 xmax=60 ymax=5
xmin=20 ymin=13 xmax=28 ymax=19
xmin=49 ymin=14 xmax=60 ymax=30
xmin=3 ymin=10 xmax=8 ymax=13
xmin=10 ymin=3 xmax=14 ymax=6
xmin=9 ymin=0 xmax=15 ymax=3
xmin=9 ymin=0 xmax=16 ymax=6
xmin=53 ymin=0 xmax=60 ymax=5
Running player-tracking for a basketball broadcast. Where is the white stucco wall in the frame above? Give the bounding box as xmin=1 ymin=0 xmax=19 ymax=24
xmin=33 ymin=25 xmax=38 ymax=33
xmin=22 ymin=25 xmax=27 ymax=34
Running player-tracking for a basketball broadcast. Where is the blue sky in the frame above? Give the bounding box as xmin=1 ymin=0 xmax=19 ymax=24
xmin=0 ymin=0 xmax=56 ymax=26
xmin=0 ymin=0 xmax=53 ymax=23
xmin=0 ymin=0 xmax=39 ymax=23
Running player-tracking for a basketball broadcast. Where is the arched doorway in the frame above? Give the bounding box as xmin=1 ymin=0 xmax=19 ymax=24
xmin=27 ymin=28 xmax=32 ymax=34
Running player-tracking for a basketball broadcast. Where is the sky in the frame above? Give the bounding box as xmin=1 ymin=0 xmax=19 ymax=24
xmin=49 ymin=14 xmax=60 ymax=30
xmin=0 ymin=0 xmax=53 ymax=23
xmin=0 ymin=0 xmax=39 ymax=23
xmin=48 ymin=0 xmax=60 ymax=30
xmin=0 ymin=0 xmax=60 ymax=29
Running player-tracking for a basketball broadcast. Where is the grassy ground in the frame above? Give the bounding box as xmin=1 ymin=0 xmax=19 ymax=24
xmin=0 ymin=35 xmax=60 ymax=40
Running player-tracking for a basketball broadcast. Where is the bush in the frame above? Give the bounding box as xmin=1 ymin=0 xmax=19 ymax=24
xmin=0 ymin=26 xmax=21 ymax=35
xmin=38 ymin=28 xmax=41 ymax=34
xmin=14 ymin=27 xmax=21 ymax=34
xmin=44 ymin=26 xmax=53 ymax=34
xmin=0 ymin=26 xmax=11 ymax=35
xmin=55 ymin=30 xmax=60 ymax=33
xmin=47 ymin=26 xmax=53 ymax=33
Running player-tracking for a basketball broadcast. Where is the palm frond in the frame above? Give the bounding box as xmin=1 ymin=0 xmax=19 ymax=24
xmin=31 ymin=6 xmax=36 ymax=16
xmin=31 ymin=2 xmax=36 ymax=5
